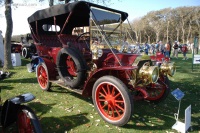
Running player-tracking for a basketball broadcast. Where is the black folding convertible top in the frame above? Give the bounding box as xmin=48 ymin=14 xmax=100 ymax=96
xmin=28 ymin=1 xmax=128 ymax=23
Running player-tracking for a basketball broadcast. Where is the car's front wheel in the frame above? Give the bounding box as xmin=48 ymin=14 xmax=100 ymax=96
xmin=92 ymin=76 xmax=133 ymax=126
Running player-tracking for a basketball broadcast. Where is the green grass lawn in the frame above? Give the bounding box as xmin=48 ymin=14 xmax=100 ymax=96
xmin=0 ymin=53 xmax=200 ymax=133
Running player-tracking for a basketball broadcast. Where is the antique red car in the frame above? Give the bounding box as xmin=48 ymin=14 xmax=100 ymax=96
xmin=28 ymin=1 xmax=176 ymax=126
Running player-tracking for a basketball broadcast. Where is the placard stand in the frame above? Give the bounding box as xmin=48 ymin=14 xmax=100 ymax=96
xmin=171 ymin=88 xmax=191 ymax=133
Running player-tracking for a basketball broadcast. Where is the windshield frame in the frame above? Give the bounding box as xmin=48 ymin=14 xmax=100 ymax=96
xmin=90 ymin=6 xmax=123 ymax=49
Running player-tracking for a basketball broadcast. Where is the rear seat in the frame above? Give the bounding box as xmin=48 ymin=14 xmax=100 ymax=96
xmin=58 ymin=34 xmax=77 ymax=46
xmin=37 ymin=34 xmax=90 ymax=53
xmin=38 ymin=35 xmax=61 ymax=47
xmin=59 ymin=34 xmax=90 ymax=51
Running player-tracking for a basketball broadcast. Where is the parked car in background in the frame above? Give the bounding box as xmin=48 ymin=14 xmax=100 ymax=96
xmin=21 ymin=34 xmax=37 ymax=58
xmin=11 ymin=41 xmax=22 ymax=53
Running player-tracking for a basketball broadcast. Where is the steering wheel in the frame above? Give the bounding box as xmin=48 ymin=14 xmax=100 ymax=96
xmin=76 ymin=32 xmax=90 ymax=42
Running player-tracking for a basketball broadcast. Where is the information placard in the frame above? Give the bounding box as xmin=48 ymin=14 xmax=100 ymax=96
xmin=193 ymin=55 xmax=200 ymax=64
xmin=171 ymin=88 xmax=185 ymax=101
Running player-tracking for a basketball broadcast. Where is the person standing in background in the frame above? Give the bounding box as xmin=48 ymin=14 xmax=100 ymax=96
xmin=168 ymin=41 xmax=172 ymax=57
xmin=0 ymin=30 xmax=4 ymax=66
xmin=181 ymin=44 xmax=188 ymax=60
xmin=172 ymin=41 xmax=179 ymax=59
xmin=164 ymin=42 xmax=170 ymax=58
xmin=144 ymin=42 xmax=150 ymax=55
xmin=159 ymin=41 xmax=165 ymax=55
xmin=155 ymin=41 xmax=160 ymax=53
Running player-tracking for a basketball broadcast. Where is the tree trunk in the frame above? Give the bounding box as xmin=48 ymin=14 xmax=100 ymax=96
xmin=186 ymin=21 xmax=192 ymax=43
xmin=156 ymin=31 xmax=159 ymax=42
xmin=3 ymin=0 xmax=13 ymax=70
xmin=134 ymin=30 xmax=138 ymax=42
xmin=176 ymin=27 xmax=179 ymax=42
xmin=182 ymin=28 xmax=185 ymax=44
xmin=139 ymin=31 xmax=142 ymax=44
xmin=166 ymin=21 xmax=169 ymax=43
xmin=148 ymin=36 xmax=150 ymax=44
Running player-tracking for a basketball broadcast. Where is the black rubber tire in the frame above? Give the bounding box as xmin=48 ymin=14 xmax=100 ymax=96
xmin=69 ymin=46 xmax=89 ymax=71
xmin=22 ymin=47 xmax=30 ymax=59
xmin=56 ymin=48 xmax=86 ymax=88
xmin=17 ymin=105 xmax=42 ymax=133
xmin=92 ymin=76 xmax=133 ymax=126
xmin=36 ymin=62 xmax=52 ymax=91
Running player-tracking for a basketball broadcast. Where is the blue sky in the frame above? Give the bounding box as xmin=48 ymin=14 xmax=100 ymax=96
xmin=0 ymin=0 xmax=199 ymax=36
xmin=111 ymin=0 xmax=200 ymax=20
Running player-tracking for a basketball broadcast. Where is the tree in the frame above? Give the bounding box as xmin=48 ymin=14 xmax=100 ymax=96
xmin=3 ymin=0 xmax=13 ymax=70
xmin=132 ymin=18 xmax=143 ymax=43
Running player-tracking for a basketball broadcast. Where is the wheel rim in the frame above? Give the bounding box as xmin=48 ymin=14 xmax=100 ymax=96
xmin=22 ymin=48 xmax=27 ymax=57
xmin=95 ymin=82 xmax=125 ymax=121
xmin=37 ymin=65 xmax=48 ymax=89
xmin=66 ymin=56 xmax=77 ymax=76
xmin=18 ymin=111 xmax=33 ymax=133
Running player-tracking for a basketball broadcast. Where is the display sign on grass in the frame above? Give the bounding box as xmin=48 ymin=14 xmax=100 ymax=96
xmin=193 ymin=55 xmax=200 ymax=64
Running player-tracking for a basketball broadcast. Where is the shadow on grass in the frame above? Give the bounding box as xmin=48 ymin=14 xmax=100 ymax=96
xmin=28 ymin=101 xmax=89 ymax=132
xmin=28 ymin=102 xmax=56 ymax=117
xmin=1 ymin=77 xmax=37 ymax=84
xmin=122 ymin=101 xmax=175 ymax=131
xmin=40 ymin=113 xmax=89 ymax=132
xmin=0 ymin=85 xmax=14 ymax=91
xmin=49 ymin=85 xmax=92 ymax=103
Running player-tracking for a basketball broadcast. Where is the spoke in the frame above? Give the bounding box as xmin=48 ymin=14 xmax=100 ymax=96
xmin=107 ymin=104 xmax=111 ymax=115
xmin=115 ymin=100 xmax=124 ymax=103
xmin=110 ymin=105 xmax=115 ymax=117
xmin=114 ymin=92 xmax=121 ymax=99
xmin=114 ymin=106 xmax=121 ymax=117
xmin=116 ymin=104 xmax=125 ymax=112
xmin=102 ymin=103 xmax=107 ymax=109
xmin=102 ymin=86 xmax=108 ymax=95
xmin=99 ymin=98 xmax=106 ymax=102
xmin=107 ymin=84 xmax=111 ymax=95
xmin=111 ymin=86 xmax=115 ymax=96
xmin=41 ymin=68 xmax=44 ymax=73
xmin=99 ymin=92 xmax=106 ymax=98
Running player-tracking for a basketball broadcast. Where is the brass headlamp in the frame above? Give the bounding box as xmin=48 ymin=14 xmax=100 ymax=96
xmin=138 ymin=62 xmax=159 ymax=84
xmin=160 ymin=62 xmax=176 ymax=76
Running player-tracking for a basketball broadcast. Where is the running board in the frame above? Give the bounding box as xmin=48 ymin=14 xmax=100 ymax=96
xmin=50 ymin=80 xmax=83 ymax=95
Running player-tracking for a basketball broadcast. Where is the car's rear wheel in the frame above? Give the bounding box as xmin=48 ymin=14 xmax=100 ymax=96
xmin=36 ymin=62 xmax=51 ymax=91
xmin=92 ymin=76 xmax=133 ymax=126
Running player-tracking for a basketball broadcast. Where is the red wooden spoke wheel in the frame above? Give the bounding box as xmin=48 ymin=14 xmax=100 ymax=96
xmin=36 ymin=62 xmax=51 ymax=91
xmin=92 ymin=76 xmax=133 ymax=126
xmin=17 ymin=110 xmax=34 ymax=133
xmin=66 ymin=55 xmax=77 ymax=77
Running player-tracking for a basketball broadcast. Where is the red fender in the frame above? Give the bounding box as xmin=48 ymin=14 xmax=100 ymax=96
xmin=82 ymin=66 xmax=137 ymax=97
